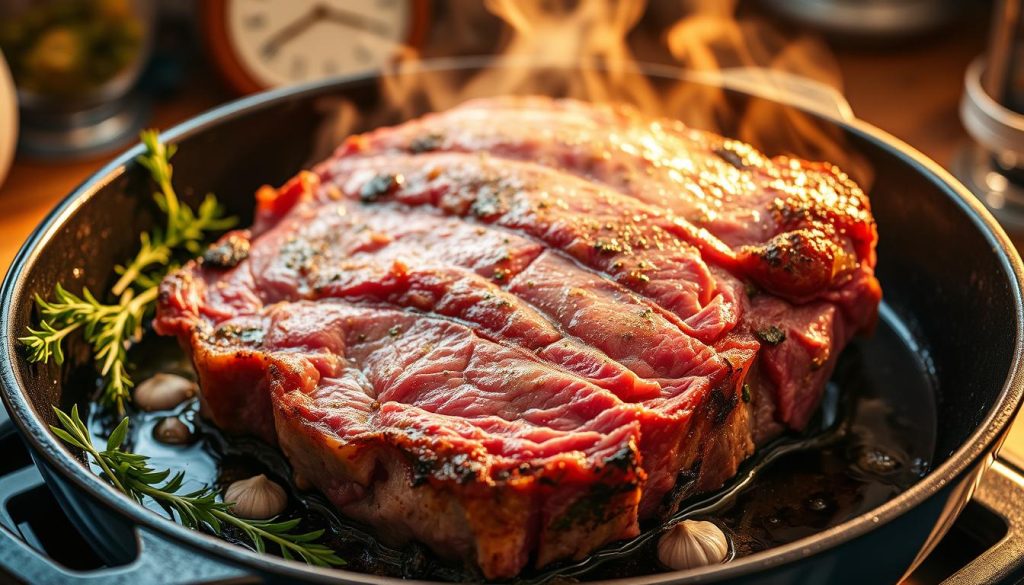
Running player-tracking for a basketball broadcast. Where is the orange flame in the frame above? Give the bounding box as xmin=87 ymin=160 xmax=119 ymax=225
xmin=664 ymin=0 xmax=870 ymax=183
xmin=316 ymin=0 xmax=870 ymax=185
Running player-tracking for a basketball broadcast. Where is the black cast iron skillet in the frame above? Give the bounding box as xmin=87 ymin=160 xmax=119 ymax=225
xmin=2 ymin=59 xmax=1024 ymax=584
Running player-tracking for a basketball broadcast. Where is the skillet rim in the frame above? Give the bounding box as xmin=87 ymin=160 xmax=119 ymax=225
xmin=2 ymin=58 xmax=1023 ymax=583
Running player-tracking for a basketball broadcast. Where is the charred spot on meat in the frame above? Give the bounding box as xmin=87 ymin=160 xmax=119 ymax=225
xmin=755 ymin=326 xmax=786 ymax=346
xmin=409 ymin=132 xmax=445 ymax=153
xmin=359 ymin=173 xmax=404 ymax=202
xmin=202 ymin=233 xmax=251 ymax=269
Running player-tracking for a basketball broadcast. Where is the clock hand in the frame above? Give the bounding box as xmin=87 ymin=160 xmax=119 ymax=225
xmin=319 ymin=6 xmax=394 ymax=38
xmin=260 ymin=5 xmax=329 ymax=59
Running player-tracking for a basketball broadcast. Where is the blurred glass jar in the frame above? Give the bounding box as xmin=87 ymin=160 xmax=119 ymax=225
xmin=0 ymin=0 xmax=154 ymax=157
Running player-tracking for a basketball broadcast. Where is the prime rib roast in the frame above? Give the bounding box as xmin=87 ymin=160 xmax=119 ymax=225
xmin=155 ymin=96 xmax=881 ymax=578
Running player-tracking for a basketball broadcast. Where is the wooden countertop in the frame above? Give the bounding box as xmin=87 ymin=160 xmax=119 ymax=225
xmin=0 ymin=78 xmax=226 ymax=268
xmin=3 ymin=16 xmax=1024 ymax=466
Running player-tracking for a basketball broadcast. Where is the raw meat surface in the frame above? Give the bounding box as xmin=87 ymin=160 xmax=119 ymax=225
xmin=156 ymin=96 xmax=880 ymax=578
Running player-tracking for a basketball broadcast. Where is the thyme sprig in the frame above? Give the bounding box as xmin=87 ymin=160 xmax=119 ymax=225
xmin=51 ymin=405 xmax=345 ymax=567
xmin=20 ymin=285 xmax=157 ymax=412
xmin=18 ymin=130 xmax=235 ymax=413
xmin=112 ymin=131 xmax=235 ymax=296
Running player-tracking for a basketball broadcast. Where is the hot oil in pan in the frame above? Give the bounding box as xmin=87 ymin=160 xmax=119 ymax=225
xmin=86 ymin=303 xmax=936 ymax=582
xmin=718 ymin=312 xmax=936 ymax=559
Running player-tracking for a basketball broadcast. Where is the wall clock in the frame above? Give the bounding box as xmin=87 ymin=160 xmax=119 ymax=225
xmin=202 ymin=0 xmax=430 ymax=94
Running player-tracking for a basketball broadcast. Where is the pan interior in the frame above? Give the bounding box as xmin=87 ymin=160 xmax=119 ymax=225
xmin=79 ymin=300 xmax=936 ymax=581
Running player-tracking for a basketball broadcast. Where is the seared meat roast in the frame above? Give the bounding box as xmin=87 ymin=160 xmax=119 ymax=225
xmin=156 ymin=97 xmax=881 ymax=578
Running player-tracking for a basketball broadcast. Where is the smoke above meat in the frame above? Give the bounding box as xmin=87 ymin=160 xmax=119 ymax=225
xmin=312 ymin=0 xmax=872 ymax=188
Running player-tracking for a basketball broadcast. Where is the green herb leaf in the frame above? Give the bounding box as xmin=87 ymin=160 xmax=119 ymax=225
xmin=106 ymin=417 xmax=129 ymax=451
xmin=111 ymin=132 xmax=236 ymax=297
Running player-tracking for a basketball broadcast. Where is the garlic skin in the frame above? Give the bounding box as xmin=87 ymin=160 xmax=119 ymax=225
xmin=134 ymin=373 xmax=196 ymax=412
xmin=225 ymin=474 xmax=287 ymax=520
xmin=153 ymin=416 xmax=192 ymax=445
xmin=657 ymin=520 xmax=729 ymax=571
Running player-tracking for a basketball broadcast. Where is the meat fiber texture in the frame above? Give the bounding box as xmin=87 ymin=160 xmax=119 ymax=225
xmin=155 ymin=96 xmax=881 ymax=578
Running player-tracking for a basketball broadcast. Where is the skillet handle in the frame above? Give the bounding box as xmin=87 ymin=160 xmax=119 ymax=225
xmin=943 ymin=459 xmax=1024 ymax=584
xmin=0 ymin=521 xmax=254 ymax=585
xmin=0 ymin=409 xmax=255 ymax=585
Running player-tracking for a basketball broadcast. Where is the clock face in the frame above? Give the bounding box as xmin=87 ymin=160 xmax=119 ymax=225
xmin=225 ymin=0 xmax=412 ymax=88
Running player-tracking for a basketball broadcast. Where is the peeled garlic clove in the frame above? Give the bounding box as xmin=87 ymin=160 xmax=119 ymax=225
xmin=154 ymin=416 xmax=192 ymax=445
xmin=134 ymin=373 xmax=196 ymax=412
xmin=225 ymin=474 xmax=287 ymax=520
xmin=657 ymin=520 xmax=729 ymax=571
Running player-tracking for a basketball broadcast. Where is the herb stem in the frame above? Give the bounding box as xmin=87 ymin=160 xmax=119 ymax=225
xmin=211 ymin=509 xmax=308 ymax=558
xmin=111 ymin=241 xmax=167 ymax=297
xmin=93 ymin=450 xmax=129 ymax=495
xmin=45 ymin=322 xmax=83 ymax=356
xmin=160 ymin=178 xmax=180 ymax=242
xmin=55 ymin=408 xmax=128 ymax=494
xmin=132 ymin=479 xmax=194 ymax=514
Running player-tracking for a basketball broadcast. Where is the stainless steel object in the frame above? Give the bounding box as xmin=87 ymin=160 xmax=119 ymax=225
xmin=954 ymin=0 xmax=1024 ymax=231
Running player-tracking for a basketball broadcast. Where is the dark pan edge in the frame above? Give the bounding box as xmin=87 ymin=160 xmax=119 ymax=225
xmin=1 ymin=59 xmax=1023 ymax=584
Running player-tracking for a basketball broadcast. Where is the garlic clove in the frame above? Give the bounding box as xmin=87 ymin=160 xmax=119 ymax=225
xmin=657 ymin=520 xmax=729 ymax=571
xmin=225 ymin=474 xmax=287 ymax=520
xmin=134 ymin=373 xmax=197 ymax=412
xmin=153 ymin=416 xmax=192 ymax=445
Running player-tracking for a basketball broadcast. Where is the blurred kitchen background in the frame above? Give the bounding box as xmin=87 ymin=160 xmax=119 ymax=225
xmin=0 ymin=0 xmax=1006 ymax=268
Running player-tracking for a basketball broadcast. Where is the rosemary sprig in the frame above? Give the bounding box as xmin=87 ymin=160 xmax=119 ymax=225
xmin=51 ymin=405 xmax=345 ymax=567
xmin=19 ymin=130 xmax=235 ymax=413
